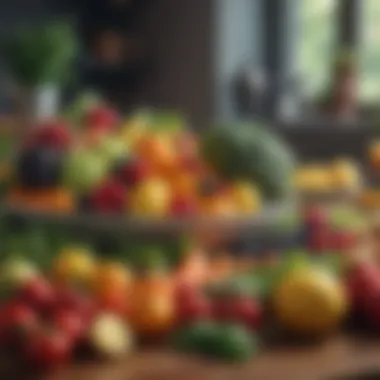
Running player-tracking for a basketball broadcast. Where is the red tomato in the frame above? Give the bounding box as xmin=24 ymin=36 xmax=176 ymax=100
xmin=177 ymin=295 xmax=211 ymax=325
xmin=24 ymin=329 xmax=72 ymax=371
xmin=211 ymin=298 xmax=234 ymax=322
xmin=230 ymin=297 xmax=262 ymax=330
xmin=19 ymin=278 xmax=56 ymax=313
xmin=98 ymin=290 xmax=128 ymax=316
xmin=53 ymin=309 xmax=86 ymax=341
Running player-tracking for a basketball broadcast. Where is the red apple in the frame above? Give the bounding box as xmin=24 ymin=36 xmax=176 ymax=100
xmin=24 ymin=329 xmax=73 ymax=371
xmin=84 ymin=106 xmax=119 ymax=132
xmin=53 ymin=309 xmax=86 ymax=341
xmin=19 ymin=278 xmax=56 ymax=314
xmin=28 ymin=120 xmax=72 ymax=150
xmin=229 ymin=297 xmax=262 ymax=330
xmin=55 ymin=288 xmax=97 ymax=323
xmin=0 ymin=302 xmax=38 ymax=344
xmin=89 ymin=178 xmax=126 ymax=214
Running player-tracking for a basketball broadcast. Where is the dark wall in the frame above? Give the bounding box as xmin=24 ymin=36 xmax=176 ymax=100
xmin=139 ymin=0 xmax=214 ymax=127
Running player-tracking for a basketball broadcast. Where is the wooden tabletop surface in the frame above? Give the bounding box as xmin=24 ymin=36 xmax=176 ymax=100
xmin=38 ymin=335 xmax=380 ymax=380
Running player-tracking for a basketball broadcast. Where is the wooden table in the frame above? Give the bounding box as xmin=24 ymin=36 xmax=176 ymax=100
xmin=40 ymin=336 xmax=380 ymax=380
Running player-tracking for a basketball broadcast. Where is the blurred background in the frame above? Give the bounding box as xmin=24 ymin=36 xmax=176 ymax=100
xmin=1 ymin=0 xmax=379 ymax=127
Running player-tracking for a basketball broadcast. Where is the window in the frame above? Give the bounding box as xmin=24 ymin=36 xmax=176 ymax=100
xmin=360 ymin=0 xmax=380 ymax=103
xmin=299 ymin=0 xmax=338 ymax=98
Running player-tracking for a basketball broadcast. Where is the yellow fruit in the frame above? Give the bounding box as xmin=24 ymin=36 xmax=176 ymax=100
xmin=369 ymin=140 xmax=380 ymax=169
xmin=93 ymin=261 xmax=134 ymax=297
xmin=329 ymin=159 xmax=361 ymax=190
xmin=273 ymin=268 xmax=348 ymax=336
xmin=231 ymin=182 xmax=262 ymax=214
xmin=293 ymin=166 xmax=331 ymax=192
xmin=53 ymin=247 xmax=96 ymax=285
xmin=130 ymin=178 xmax=171 ymax=217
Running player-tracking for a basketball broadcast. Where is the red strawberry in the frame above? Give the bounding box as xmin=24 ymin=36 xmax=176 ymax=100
xmin=28 ymin=120 xmax=72 ymax=150
xmin=119 ymin=159 xmax=151 ymax=186
xmin=84 ymin=106 xmax=119 ymax=132
xmin=90 ymin=179 xmax=126 ymax=214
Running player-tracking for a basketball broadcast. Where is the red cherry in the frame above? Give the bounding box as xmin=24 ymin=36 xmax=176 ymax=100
xmin=90 ymin=179 xmax=126 ymax=214
xmin=24 ymin=329 xmax=72 ymax=371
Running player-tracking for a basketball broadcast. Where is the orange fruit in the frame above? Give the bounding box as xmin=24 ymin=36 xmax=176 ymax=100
xmin=93 ymin=261 xmax=134 ymax=299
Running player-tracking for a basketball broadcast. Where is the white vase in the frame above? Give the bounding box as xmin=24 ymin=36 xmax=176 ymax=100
xmin=14 ymin=84 xmax=60 ymax=129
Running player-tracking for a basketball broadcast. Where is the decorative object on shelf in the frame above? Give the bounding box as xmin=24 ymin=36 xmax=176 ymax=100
xmin=3 ymin=22 xmax=78 ymax=127
xmin=323 ymin=49 xmax=358 ymax=122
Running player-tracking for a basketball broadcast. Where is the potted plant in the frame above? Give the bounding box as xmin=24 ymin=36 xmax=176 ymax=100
xmin=3 ymin=21 xmax=78 ymax=126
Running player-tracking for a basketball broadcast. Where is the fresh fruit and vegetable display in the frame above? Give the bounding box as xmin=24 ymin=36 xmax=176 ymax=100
xmin=0 ymin=202 xmax=377 ymax=375
xmin=2 ymin=98 xmax=298 ymax=219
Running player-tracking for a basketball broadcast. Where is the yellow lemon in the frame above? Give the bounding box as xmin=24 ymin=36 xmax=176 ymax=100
xmin=273 ymin=268 xmax=348 ymax=336
xmin=53 ymin=247 xmax=96 ymax=285
xmin=130 ymin=178 xmax=171 ymax=217
xmin=231 ymin=182 xmax=262 ymax=214
xmin=329 ymin=159 xmax=361 ymax=190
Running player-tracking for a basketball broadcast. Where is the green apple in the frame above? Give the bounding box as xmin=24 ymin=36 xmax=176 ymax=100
xmin=64 ymin=148 xmax=109 ymax=193
xmin=95 ymin=136 xmax=129 ymax=166
xmin=0 ymin=258 xmax=39 ymax=290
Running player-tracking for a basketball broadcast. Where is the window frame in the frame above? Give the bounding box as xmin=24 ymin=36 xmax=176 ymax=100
xmin=262 ymin=0 xmax=367 ymax=122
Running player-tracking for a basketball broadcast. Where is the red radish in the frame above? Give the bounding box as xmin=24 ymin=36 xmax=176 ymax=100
xmin=89 ymin=179 xmax=126 ymax=214
xmin=19 ymin=278 xmax=56 ymax=313
xmin=53 ymin=309 xmax=86 ymax=341
xmin=84 ymin=106 xmax=119 ymax=132
xmin=24 ymin=329 xmax=72 ymax=371
xmin=119 ymin=159 xmax=151 ymax=186
xmin=229 ymin=297 xmax=262 ymax=330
